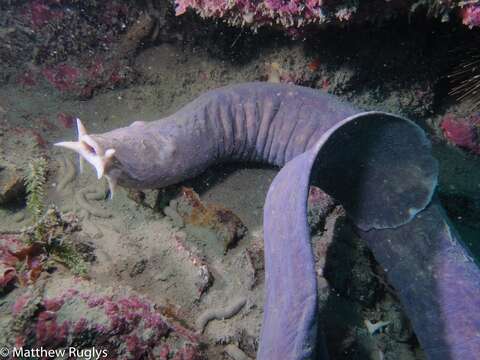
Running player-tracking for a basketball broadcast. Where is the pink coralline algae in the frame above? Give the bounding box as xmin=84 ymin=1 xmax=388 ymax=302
xmin=175 ymin=0 xmax=480 ymax=30
xmin=24 ymin=0 xmax=64 ymax=29
xmin=171 ymin=344 xmax=200 ymax=360
xmin=175 ymin=0 xmax=350 ymax=29
xmin=174 ymin=0 xmax=426 ymax=30
xmin=41 ymin=59 xmax=126 ymax=98
xmin=11 ymin=285 xmax=203 ymax=360
xmin=440 ymin=114 xmax=480 ymax=155
xmin=42 ymin=64 xmax=81 ymax=93
xmin=462 ymin=4 xmax=480 ymax=28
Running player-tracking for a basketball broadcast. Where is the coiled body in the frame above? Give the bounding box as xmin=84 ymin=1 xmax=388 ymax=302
xmin=59 ymin=82 xmax=480 ymax=360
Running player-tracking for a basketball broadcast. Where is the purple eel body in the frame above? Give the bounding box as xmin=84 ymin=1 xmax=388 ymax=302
xmin=62 ymin=83 xmax=480 ymax=359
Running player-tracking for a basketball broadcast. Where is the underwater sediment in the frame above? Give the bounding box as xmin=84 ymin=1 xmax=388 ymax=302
xmin=1 ymin=1 xmax=480 ymax=359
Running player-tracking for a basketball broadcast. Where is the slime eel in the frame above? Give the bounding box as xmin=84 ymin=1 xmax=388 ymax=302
xmin=56 ymin=82 xmax=480 ymax=360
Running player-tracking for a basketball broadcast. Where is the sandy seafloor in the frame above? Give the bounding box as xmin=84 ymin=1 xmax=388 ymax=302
xmin=1 ymin=34 xmax=480 ymax=360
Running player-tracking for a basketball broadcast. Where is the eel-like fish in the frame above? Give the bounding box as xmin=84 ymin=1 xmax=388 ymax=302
xmin=55 ymin=82 xmax=480 ymax=360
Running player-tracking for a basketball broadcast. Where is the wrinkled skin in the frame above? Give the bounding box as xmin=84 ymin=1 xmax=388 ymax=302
xmin=56 ymin=82 xmax=480 ymax=359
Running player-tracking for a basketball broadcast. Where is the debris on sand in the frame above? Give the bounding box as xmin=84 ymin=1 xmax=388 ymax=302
xmin=173 ymin=232 xmax=214 ymax=297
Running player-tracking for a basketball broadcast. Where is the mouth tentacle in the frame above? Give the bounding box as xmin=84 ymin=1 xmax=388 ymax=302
xmin=105 ymin=175 xmax=117 ymax=199
xmin=54 ymin=118 xmax=117 ymax=195
xmin=76 ymin=118 xmax=89 ymax=173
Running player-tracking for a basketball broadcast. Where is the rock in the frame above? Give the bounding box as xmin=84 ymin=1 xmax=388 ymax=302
xmin=1 ymin=277 xmax=202 ymax=359
xmin=0 ymin=162 xmax=25 ymax=205
xmin=167 ymin=187 xmax=248 ymax=253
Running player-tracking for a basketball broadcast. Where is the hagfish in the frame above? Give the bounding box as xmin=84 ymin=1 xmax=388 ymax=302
xmin=55 ymin=82 xmax=480 ymax=359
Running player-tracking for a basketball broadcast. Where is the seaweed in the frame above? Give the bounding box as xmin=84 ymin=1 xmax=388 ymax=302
xmin=25 ymin=157 xmax=47 ymax=222
xmin=22 ymin=158 xmax=89 ymax=277
xmin=49 ymin=240 xmax=88 ymax=277
xmin=24 ymin=157 xmax=47 ymax=241
xmin=26 ymin=207 xmax=89 ymax=277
